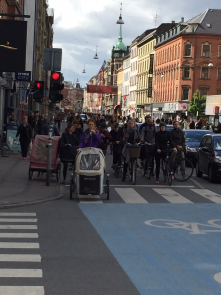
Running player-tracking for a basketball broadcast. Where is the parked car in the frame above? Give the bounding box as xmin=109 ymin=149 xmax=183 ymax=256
xmin=196 ymin=134 xmax=221 ymax=182
xmin=184 ymin=130 xmax=213 ymax=164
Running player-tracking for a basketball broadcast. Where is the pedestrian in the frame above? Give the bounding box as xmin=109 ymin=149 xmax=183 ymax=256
xmin=79 ymin=119 xmax=102 ymax=148
xmin=73 ymin=120 xmax=83 ymax=141
xmin=16 ymin=116 xmax=32 ymax=160
xmin=110 ymin=122 xmax=124 ymax=168
xmin=139 ymin=115 xmax=151 ymax=134
xmin=196 ymin=118 xmax=203 ymax=129
xmin=99 ymin=122 xmax=113 ymax=156
xmin=42 ymin=119 xmax=60 ymax=136
xmin=108 ymin=115 xmax=117 ymax=130
xmin=60 ymin=124 xmax=79 ymax=184
xmin=34 ymin=115 xmax=40 ymax=136
xmin=189 ymin=119 xmax=195 ymax=129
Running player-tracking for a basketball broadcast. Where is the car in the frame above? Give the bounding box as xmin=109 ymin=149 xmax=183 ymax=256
xmin=196 ymin=134 xmax=221 ymax=183
xmin=184 ymin=129 xmax=213 ymax=164
xmin=80 ymin=114 xmax=87 ymax=122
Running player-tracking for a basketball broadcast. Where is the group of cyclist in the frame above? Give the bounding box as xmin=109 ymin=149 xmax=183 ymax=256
xmin=61 ymin=114 xmax=186 ymax=184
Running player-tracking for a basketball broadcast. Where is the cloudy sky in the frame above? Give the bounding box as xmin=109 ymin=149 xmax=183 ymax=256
xmin=48 ymin=0 xmax=221 ymax=87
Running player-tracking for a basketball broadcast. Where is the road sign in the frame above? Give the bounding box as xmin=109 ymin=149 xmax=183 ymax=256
xmin=15 ymin=71 xmax=31 ymax=82
xmin=62 ymin=99 xmax=69 ymax=106
xmin=43 ymin=48 xmax=62 ymax=71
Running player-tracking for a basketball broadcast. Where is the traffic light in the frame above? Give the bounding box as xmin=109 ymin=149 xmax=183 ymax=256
xmin=49 ymin=72 xmax=64 ymax=103
xmin=33 ymin=81 xmax=44 ymax=103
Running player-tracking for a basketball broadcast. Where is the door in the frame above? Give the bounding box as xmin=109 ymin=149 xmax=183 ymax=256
xmin=198 ymin=136 xmax=209 ymax=173
xmin=200 ymin=136 xmax=212 ymax=174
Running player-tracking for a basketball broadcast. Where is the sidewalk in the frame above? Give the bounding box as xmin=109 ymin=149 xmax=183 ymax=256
xmin=0 ymin=151 xmax=65 ymax=209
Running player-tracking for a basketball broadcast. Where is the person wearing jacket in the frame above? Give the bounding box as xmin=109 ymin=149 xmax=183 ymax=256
xmin=79 ymin=119 xmax=102 ymax=148
xmin=155 ymin=122 xmax=176 ymax=184
xmin=170 ymin=121 xmax=186 ymax=178
xmin=16 ymin=116 xmax=32 ymax=159
xmin=107 ymin=115 xmax=117 ymax=130
xmin=99 ymin=122 xmax=113 ymax=156
xmin=60 ymin=124 xmax=79 ymax=184
xmin=110 ymin=122 xmax=124 ymax=168
xmin=139 ymin=115 xmax=151 ymax=134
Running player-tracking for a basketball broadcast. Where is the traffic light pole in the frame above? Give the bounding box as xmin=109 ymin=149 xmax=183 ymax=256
xmin=46 ymin=102 xmax=55 ymax=186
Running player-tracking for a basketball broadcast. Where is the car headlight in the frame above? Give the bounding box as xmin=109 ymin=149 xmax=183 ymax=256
xmin=214 ymin=156 xmax=221 ymax=163
xmin=186 ymin=146 xmax=197 ymax=152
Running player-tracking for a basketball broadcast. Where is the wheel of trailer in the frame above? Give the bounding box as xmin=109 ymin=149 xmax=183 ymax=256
xmin=29 ymin=169 xmax=33 ymax=180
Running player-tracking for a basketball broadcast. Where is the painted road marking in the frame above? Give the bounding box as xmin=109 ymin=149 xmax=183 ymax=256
xmin=111 ymin=185 xmax=195 ymax=188
xmin=0 ymin=269 xmax=42 ymax=277
xmin=153 ymin=189 xmax=192 ymax=203
xmin=115 ymin=188 xmax=148 ymax=203
xmin=0 ymin=225 xmax=37 ymax=230
xmin=191 ymin=189 xmax=221 ymax=203
xmin=0 ymin=254 xmax=41 ymax=262
xmin=0 ymin=218 xmax=37 ymax=223
xmin=0 ymin=242 xmax=39 ymax=248
xmin=0 ymin=233 xmax=38 ymax=238
xmin=0 ymin=286 xmax=44 ymax=295
xmin=214 ymin=272 xmax=221 ymax=284
xmin=0 ymin=213 xmax=36 ymax=216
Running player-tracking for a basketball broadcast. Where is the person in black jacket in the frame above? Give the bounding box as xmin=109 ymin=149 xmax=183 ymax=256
xmin=16 ymin=116 xmax=32 ymax=159
xmin=155 ymin=122 xmax=176 ymax=184
xmin=60 ymin=124 xmax=79 ymax=184
xmin=110 ymin=122 xmax=123 ymax=168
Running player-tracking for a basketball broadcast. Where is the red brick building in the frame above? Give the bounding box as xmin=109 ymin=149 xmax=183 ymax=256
xmin=0 ymin=0 xmax=23 ymax=19
xmin=153 ymin=9 xmax=221 ymax=118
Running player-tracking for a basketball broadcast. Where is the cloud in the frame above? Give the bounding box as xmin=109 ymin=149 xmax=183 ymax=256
xmin=48 ymin=0 xmax=221 ymax=86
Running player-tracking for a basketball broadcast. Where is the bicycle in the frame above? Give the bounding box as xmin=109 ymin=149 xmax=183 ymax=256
xmin=127 ymin=143 xmax=141 ymax=185
xmin=160 ymin=149 xmax=173 ymax=186
xmin=0 ymin=134 xmax=10 ymax=157
xmin=172 ymin=148 xmax=194 ymax=182
xmin=112 ymin=142 xmax=124 ymax=178
xmin=141 ymin=143 xmax=155 ymax=180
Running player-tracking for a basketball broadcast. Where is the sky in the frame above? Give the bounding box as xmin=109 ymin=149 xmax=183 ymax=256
xmin=48 ymin=0 xmax=221 ymax=88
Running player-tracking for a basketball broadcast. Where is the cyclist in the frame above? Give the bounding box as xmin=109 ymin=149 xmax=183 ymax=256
xmin=140 ymin=118 xmax=156 ymax=174
xmin=110 ymin=122 xmax=124 ymax=169
xmin=122 ymin=119 xmax=140 ymax=182
xmin=139 ymin=115 xmax=151 ymax=134
xmin=170 ymin=121 xmax=186 ymax=178
xmin=108 ymin=115 xmax=117 ymax=130
xmin=155 ymin=122 xmax=176 ymax=184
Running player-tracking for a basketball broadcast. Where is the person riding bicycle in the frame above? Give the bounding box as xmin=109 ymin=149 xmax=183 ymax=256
xmin=122 ymin=119 xmax=141 ymax=182
xmin=110 ymin=122 xmax=124 ymax=169
xmin=155 ymin=122 xmax=176 ymax=184
xmin=140 ymin=118 xmax=156 ymax=174
xmin=170 ymin=120 xmax=186 ymax=178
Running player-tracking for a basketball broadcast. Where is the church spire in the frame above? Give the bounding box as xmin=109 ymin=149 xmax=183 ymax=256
xmin=119 ymin=24 xmax=123 ymax=41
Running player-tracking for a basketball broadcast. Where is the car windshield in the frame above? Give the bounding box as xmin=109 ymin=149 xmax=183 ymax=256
xmin=213 ymin=137 xmax=221 ymax=151
xmin=185 ymin=131 xmax=212 ymax=142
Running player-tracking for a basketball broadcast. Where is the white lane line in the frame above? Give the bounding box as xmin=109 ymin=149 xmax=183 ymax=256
xmin=0 ymin=233 xmax=38 ymax=238
xmin=0 ymin=225 xmax=37 ymax=230
xmin=0 ymin=213 xmax=36 ymax=216
xmin=115 ymin=188 xmax=148 ymax=203
xmin=190 ymin=178 xmax=205 ymax=189
xmin=0 ymin=286 xmax=44 ymax=295
xmin=111 ymin=185 xmax=195 ymax=188
xmin=191 ymin=189 xmax=221 ymax=203
xmin=0 ymin=242 xmax=39 ymax=249
xmin=0 ymin=218 xmax=37 ymax=223
xmin=0 ymin=254 xmax=41 ymax=262
xmin=153 ymin=189 xmax=192 ymax=203
xmin=0 ymin=269 xmax=42 ymax=277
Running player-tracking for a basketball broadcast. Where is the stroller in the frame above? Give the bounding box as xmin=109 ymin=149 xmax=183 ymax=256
xmin=70 ymin=147 xmax=110 ymax=200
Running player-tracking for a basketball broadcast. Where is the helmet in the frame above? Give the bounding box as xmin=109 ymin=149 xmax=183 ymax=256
xmin=159 ymin=122 xmax=166 ymax=128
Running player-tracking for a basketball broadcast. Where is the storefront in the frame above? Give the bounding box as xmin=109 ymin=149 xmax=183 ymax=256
xmin=163 ymin=103 xmax=177 ymax=120
xmin=152 ymin=103 xmax=164 ymax=120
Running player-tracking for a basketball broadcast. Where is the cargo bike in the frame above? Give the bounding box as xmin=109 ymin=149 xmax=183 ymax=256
xmin=70 ymin=147 xmax=110 ymax=200
xmin=28 ymin=135 xmax=61 ymax=181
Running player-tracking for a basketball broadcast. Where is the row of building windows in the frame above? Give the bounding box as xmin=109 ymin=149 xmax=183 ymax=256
xmin=138 ymin=41 xmax=154 ymax=57
xmin=123 ymin=72 xmax=130 ymax=82
xmin=131 ymin=61 xmax=138 ymax=72
xmin=131 ymin=47 xmax=138 ymax=58
xmin=130 ymin=75 xmax=137 ymax=87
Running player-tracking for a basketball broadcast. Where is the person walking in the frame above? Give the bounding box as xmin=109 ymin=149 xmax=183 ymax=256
xmin=79 ymin=119 xmax=102 ymax=148
xmin=110 ymin=122 xmax=124 ymax=168
xmin=73 ymin=120 xmax=83 ymax=141
xmin=99 ymin=122 xmax=113 ymax=156
xmin=16 ymin=116 xmax=32 ymax=159
xmin=60 ymin=124 xmax=79 ymax=184
xmin=108 ymin=115 xmax=117 ymax=130
xmin=28 ymin=112 xmax=35 ymax=138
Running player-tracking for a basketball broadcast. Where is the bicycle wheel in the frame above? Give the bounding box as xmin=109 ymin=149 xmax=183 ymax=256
xmin=115 ymin=156 xmax=122 ymax=178
xmin=1 ymin=144 xmax=10 ymax=157
xmin=132 ymin=159 xmax=136 ymax=185
xmin=168 ymin=170 xmax=172 ymax=186
xmin=173 ymin=158 xmax=193 ymax=182
xmin=129 ymin=160 xmax=133 ymax=181
xmin=147 ymin=156 xmax=153 ymax=180
xmin=142 ymin=159 xmax=146 ymax=177
xmin=162 ymin=161 xmax=167 ymax=182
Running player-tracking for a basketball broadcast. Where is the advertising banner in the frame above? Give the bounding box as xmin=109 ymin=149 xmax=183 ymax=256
xmin=87 ymin=85 xmax=118 ymax=94
xmin=206 ymin=95 xmax=221 ymax=115
xmin=7 ymin=130 xmax=21 ymax=151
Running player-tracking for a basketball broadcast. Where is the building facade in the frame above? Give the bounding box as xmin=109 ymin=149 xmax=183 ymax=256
xmin=122 ymin=55 xmax=130 ymax=117
xmin=129 ymin=38 xmax=138 ymax=118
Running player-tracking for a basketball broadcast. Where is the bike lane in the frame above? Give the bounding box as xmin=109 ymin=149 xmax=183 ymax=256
xmin=79 ymin=204 xmax=221 ymax=295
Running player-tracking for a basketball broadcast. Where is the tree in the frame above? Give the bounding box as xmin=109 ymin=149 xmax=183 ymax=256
xmin=188 ymin=90 xmax=206 ymax=116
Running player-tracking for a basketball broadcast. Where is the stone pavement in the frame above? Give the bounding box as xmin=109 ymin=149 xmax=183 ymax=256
xmin=0 ymin=151 xmax=64 ymax=209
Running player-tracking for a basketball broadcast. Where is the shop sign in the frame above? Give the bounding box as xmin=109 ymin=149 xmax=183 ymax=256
xmin=177 ymin=103 xmax=188 ymax=111
xmin=206 ymin=95 xmax=221 ymax=115
xmin=15 ymin=71 xmax=31 ymax=82
xmin=137 ymin=105 xmax=144 ymax=109
xmin=164 ymin=103 xmax=177 ymax=113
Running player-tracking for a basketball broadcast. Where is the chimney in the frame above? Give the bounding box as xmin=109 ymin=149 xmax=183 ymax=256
xmin=171 ymin=21 xmax=175 ymax=23
xmin=181 ymin=17 xmax=184 ymax=23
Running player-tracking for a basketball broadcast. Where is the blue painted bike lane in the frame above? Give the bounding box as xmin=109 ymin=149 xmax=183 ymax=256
xmin=79 ymin=203 xmax=221 ymax=295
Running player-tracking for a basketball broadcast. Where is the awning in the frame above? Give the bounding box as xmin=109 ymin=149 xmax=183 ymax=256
xmin=114 ymin=104 xmax=120 ymax=110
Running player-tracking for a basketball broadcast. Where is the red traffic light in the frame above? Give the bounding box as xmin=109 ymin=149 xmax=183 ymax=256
xmin=51 ymin=72 xmax=60 ymax=80
xmin=36 ymin=82 xmax=41 ymax=89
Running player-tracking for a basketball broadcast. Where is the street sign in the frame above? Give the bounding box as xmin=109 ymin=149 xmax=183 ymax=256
xmin=62 ymin=99 xmax=69 ymax=106
xmin=43 ymin=48 xmax=62 ymax=71
xmin=15 ymin=71 xmax=31 ymax=82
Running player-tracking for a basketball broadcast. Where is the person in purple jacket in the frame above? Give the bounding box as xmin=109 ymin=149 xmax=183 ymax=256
xmin=79 ymin=119 xmax=102 ymax=148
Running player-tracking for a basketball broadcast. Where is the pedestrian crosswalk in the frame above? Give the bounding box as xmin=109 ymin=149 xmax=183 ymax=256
xmin=0 ymin=212 xmax=44 ymax=295
xmin=76 ymin=187 xmax=221 ymax=204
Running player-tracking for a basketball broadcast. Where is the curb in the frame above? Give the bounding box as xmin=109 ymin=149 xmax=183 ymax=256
xmin=0 ymin=186 xmax=65 ymax=209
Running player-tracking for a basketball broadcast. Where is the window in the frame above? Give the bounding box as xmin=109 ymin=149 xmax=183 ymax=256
xmin=201 ymin=67 xmax=209 ymax=79
xmin=219 ymin=45 xmax=221 ymax=58
xmin=202 ymin=44 xmax=211 ymax=57
xmin=184 ymin=43 xmax=191 ymax=56
xmin=183 ymin=67 xmax=190 ymax=79
xmin=200 ymin=88 xmax=208 ymax=97
xmin=217 ymin=90 xmax=221 ymax=95
xmin=182 ymin=88 xmax=189 ymax=100
xmin=218 ymin=68 xmax=221 ymax=80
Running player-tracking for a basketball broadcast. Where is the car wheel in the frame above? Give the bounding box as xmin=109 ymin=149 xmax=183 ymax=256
xmin=208 ymin=166 xmax=215 ymax=183
xmin=196 ymin=161 xmax=203 ymax=177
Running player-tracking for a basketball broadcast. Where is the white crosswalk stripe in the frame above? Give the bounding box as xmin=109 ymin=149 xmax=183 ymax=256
xmin=0 ymin=212 xmax=44 ymax=294
xmin=115 ymin=188 xmax=148 ymax=203
xmin=191 ymin=189 xmax=221 ymax=203
xmin=153 ymin=188 xmax=193 ymax=203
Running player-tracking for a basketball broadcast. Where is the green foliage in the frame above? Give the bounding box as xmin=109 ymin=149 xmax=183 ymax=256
xmin=188 ymin=90 xmax=206 ymax=116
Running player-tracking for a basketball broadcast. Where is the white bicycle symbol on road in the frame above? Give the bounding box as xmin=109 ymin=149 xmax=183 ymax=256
xmin=145 ymin=219 xmax=221 ymax=235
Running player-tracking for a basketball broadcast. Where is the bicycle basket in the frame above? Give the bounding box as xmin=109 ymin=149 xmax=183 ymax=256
xmin=128 ymin=147 xmax=141 ymax=158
